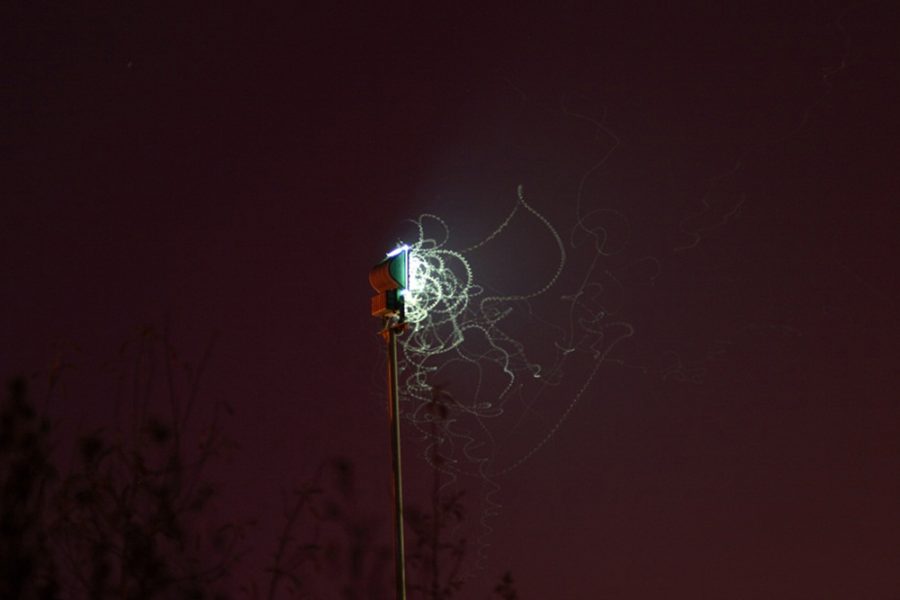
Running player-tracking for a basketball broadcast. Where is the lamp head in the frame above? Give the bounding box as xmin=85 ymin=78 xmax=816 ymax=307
xmin=370 ymin=245 xmax=410 ymax=320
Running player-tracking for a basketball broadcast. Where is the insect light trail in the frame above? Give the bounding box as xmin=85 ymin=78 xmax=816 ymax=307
xmin=390 ymin=184 xmax=637 ymax=568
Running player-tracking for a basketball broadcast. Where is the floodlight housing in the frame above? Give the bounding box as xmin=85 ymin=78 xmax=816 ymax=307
xmin=370 ymin=245 xmax=410 ymax=319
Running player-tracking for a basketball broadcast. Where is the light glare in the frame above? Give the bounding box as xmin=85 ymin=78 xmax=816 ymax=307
xmin=386 ymin=244 xmax=409 ymax=258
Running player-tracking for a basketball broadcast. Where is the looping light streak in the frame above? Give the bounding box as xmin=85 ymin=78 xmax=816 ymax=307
xmin=390 ymin=184 xmax=638 ymax=572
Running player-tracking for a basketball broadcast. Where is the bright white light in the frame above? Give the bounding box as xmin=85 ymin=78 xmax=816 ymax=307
xmin=408 ymin=255 xmax=423 ymax=291
xmin=386 ymin=244 xmax=409 ymax=258
xmin=399 ymin=288 xmax=417 ymax=305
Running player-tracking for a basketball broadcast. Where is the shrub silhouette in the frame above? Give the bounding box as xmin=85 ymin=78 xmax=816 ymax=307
xmin=0 ymin=377 xmax=60 ymax=599
xmin=2 ymin=329 xmax=519 ymax=599
xmin=47 ymin=327 xmax=242 ymax=598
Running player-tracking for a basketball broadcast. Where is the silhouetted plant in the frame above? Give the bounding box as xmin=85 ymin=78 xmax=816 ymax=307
xmin=405 ymin=385 xmax=467 ymax=599
xmin=3 ymin=330 xmax=520 ymax=599
xmin=47 ymin=327 xmax=244 ymax=598
xmin=0 ymin=377 xmax=61 ymax=599
xmin=492 ymin=572 xmax=518 ymax=600
xmin=254 ymin=457 xmax=391 ymax=599
xmin=259 ymin=453 xmax=518 ymax=600
xmin=405 ymin=490 xmax=467 ymax=599
xmin=260 ymin=480 xmax=323 ymax=599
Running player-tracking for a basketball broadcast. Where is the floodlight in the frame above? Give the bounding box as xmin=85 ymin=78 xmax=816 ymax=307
xmin=370 ymin=245 xmax=410 ymax=320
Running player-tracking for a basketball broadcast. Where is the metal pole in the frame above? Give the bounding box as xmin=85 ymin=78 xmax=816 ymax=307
xmin=431 ymin=412 xmax=440 ymax=599
xmin=384 ymin=319 xmax=407 ymax=600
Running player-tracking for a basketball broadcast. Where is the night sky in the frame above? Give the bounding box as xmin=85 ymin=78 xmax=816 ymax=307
xmin=5 ymin=3 xmax=900 ymax=598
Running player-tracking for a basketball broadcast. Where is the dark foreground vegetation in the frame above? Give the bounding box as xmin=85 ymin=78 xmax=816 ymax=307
xmin=0 ymin=329 xmax=517 ymax=599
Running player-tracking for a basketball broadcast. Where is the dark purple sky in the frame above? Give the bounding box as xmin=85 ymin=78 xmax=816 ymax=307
xmin=5 ymin=3 xmax=899 ymax=598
